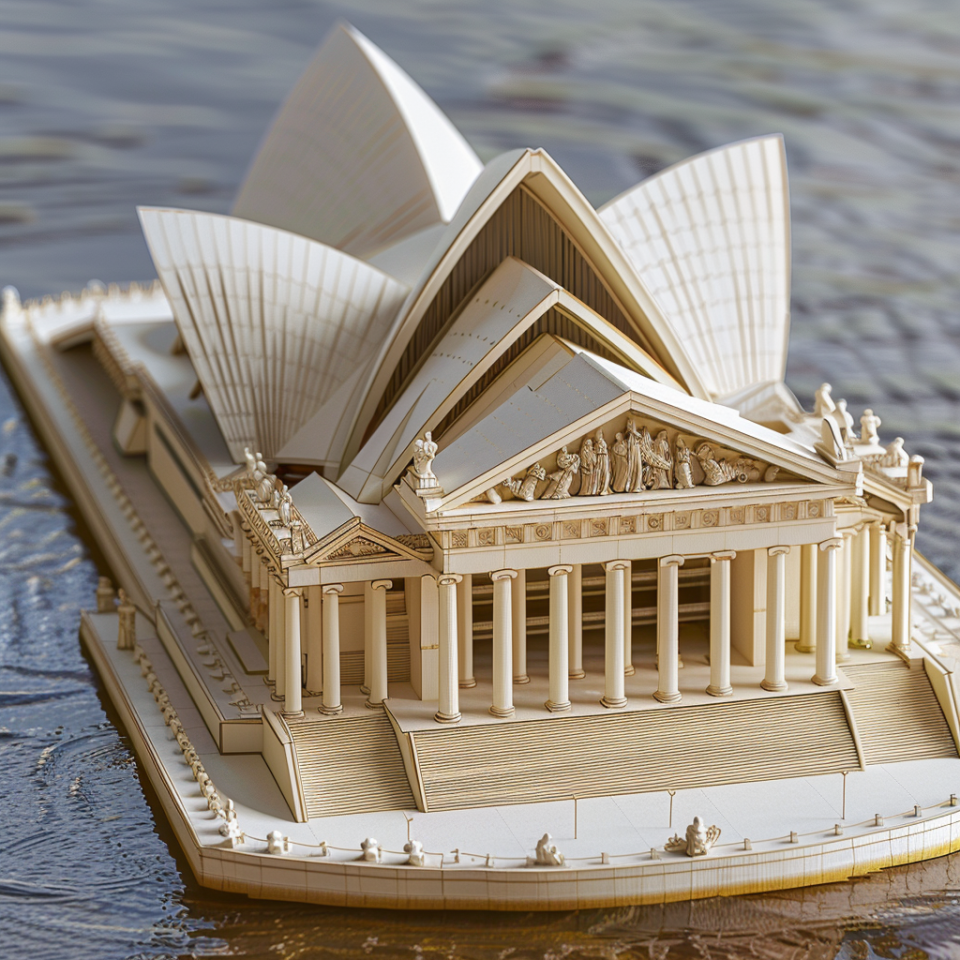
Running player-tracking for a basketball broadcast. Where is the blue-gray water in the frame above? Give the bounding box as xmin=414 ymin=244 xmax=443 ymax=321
xmin=3 ymin=1 xmax=960 ymax=957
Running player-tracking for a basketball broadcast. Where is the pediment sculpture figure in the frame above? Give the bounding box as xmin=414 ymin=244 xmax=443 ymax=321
xmin=642 ymin=428 xmax=673 ymax=490
xmin=675 ymin=436 xmax=695 ymax=489
xmin=611 ymin=432 xmax=629 ymax=492
xmin=535 ymin=832 xmax=565 ymax=866
xmin=578 ymin=437 xmax=597 ymax=496
xmin=625 ymin=418 xmax=643 ymax=492
xmin=695 ymin=443 xmax=739 ymax=485
xmin=860 ymin=408 xmax=881 ymax=446
xmin=543 ymin=446 xmax=580 ymax=499
xmin=502 ymin=462 xmax=545 ymax=501
xmin=278 ymin=486 xmax=293 ymax=526
xmin=595 ymin=429 xmax=612 ymax=495
xmin=411 ymin=432 xmax=440 ymax=490
xmin=664 ymin=816 xmax=721 ymax=857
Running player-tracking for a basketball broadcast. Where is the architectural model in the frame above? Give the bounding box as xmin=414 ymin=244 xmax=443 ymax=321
xmin=2 ymin=23 xmax=960 ymax=909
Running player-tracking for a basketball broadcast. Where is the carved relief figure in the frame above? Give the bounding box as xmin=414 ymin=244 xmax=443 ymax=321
xmin=611 ymin=432 xmax=629 ymax=492
xmin=695 ymin=443 xmax=738 ymax=485
xmin=647 ymin=429 xmax=674 ymax=489
xmin=595 ymin=429 xmax=612 ymax=495
xmin=503 ymin=463 xmax=545 ymax=501
xmin=675 ymin=437 xmax=695 ymax=489
xmin=578 ymin=437 xmax=597 ymax=496
xmin=625 ymin=418 xmax=643 ymax=492
xmin=543 ymin=446 xmax=580 ymax=500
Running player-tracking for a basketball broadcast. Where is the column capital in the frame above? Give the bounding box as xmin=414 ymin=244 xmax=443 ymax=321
xmin=768 ymin=545 xmax=791 ymax=557
xmin=490 ymin=568 xmax=518 ymax=582
xmin=438 ymin=574 xmax=462 ymax=586
xmin=840 ymin=528 xmax=856 ymax=540
xmin=711 ymin=550 xmax=737 ymax=561
xmin=322 ymin=583 xmax=344 ymax=596
xmin=819 ymin=537 xmax=843 ymax=553
xmin=603 ymin=559 xmax=630 ymax=572
xmin=548 ymin=564 xmax=574 ymax=577
xmin=282 ymin=586 xmax=303 ymax=599
xmin=659 ymin=554 xmax=685 ymax=568
xmin=371 ymin=579 xmax=393 ymax=591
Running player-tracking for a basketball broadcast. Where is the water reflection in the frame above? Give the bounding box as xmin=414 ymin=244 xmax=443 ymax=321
xmin=3 ymin=0 xmax=960 ymax=957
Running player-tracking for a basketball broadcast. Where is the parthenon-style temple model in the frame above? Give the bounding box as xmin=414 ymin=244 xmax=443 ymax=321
xmin=3 ymin=23 xmax=959 ymax=909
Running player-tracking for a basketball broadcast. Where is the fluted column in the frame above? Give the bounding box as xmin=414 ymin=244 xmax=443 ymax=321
xmin=623 ymin=559 xmax=635 ymax=676
xmin=761 ymin=546 xmax=790 ymax=692
xmin=490 ymin=570 xmax=517 ymax=718
xmin=602 ymin=561 xmax=629 ymax=708
xmin=568 ymin=563 xmax=584 ymax=679
xmin=797 ymin=543 xmax=817 ymax=653
xmin=241 ymin=529 xmax=252 ymax=587
xmin=655 ymin=555 xmax=685 ymax=703
xmin=258 ymin=553 xmax=268 ymax=637
xmin=836 ymin=530 xmax=853 ymax=663
xmin=320 ymin=584 xmax=344 ymax=715
xmin=457 ymin=573 xmax=475 ymax=688
xmin=869 ymin=522 xmax=887 ymax=616
xmin=361 ymin=582 xmax=372 ymax=695
xmin=282 ymin=588 xmax=303 ymax=717
xmin=546 ymin=566 xmax=573 ymax=712
xmin=436 ymin=574 xmax=462 ymax=723
xmin=850 ymin=524 xmax=871 ymax=647
xmin=707 ymin=551 xmax=735 ymax=696
xmin=890 ymin=525 xmax=913 ymax=656
xmin=272 ymin=575 xmax=286 ymax=701
xmin=512 ymin=569 xmax=528 ymax=683
xmin=366 ymin=580 xmax=392 ymax=708
xmin=813 ymin=539 xmax=842 ymax=686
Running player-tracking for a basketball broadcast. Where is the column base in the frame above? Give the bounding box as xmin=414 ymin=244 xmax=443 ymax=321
xmin=849 ymin=638 xmax=873 ymax=650
xmin=319 ymin=703 xmax=343 ymax=715
xmin=836 ymin=649 xmax=852 ymax=663
xmin=303 ymin=690 xmax=323 ymax=698
xmin=568 ymin=669 xmax=586 ymax=680
xmin=545 ymin=699 xmax=571 ymax=713
xmin=458 ymin=677 xmax=477 ymax=689
xmin=654 ymin=690 xmax=681 ymax=703
xmin=280 ymin=710 xmax=305 ymax=720
xmin=812 ymin=674 xmax=838 ymax=687
xmin=624 ymin=665 xmax=636 ymax=676
xmin=434 ymin=710 xmax=461 ymax=724
xmin=760 ymin=679 xmax=788 ymax=693
xmin=364 ymin=698 xmax=385 ymax=710
xmin=263 ymin=677 xmax=276 ymax=687
xmin=886 ymin=641 xmax=913 ymax=662
xmin=360 ymin=684 xmax=370 ymax=695
xmin=794 ymin=643 xmax=815 ymax=653
xmin=706 ymin=684 xmax=733 ymax=697
xmin=489 ymin=705 xmax=516 ymax=719
xmin=513 ymin=674 xmax=530 ymax=684
xmin=270 ymin=692 xmax=285 ymax=702
xmin=600 ymin=695 xmax=628 ymax=709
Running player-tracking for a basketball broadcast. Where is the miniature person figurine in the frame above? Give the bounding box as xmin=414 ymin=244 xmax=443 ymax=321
xmin=404 ymin=839 xmax=425 ymax=866
xmin=594 ymin=429 xmax=612 ymax=495
xmin=411 ymin=432 xmax=440 ymax=490
xmin=674 ymin=437 xmax=696 ymax=489
xmin=814 ymin=382 xmax=836 ymax=418
xmin=832 ymin=399 xmax=856 ymax=445
xmin=611 ymin=432 xmax=629 ymax=492
xmin=664 ymin=816 xmax=721 ymax=857
xmin=117 ymin=589 xmax=136 ymax=651
xmin=578 ymin=437 xmax=597 ymax=496
xmin=96 ymin=576 xmax=116 ymax=614
xmin=880 ymin=436 xmax=909 ymax=468
xmin=361 ymin=837 xmax=382 ymax=863
xmin=649 ymin=429 xmax=674 ymax=489
xmin=543 ymin=446 xmax=580 ymax=499
xmin=860 ymin=408 xmax=882 ymax=446
xmin=266 ymin=830 xmax=289 ymax=855
xmin=278 ymin=486 xmax=293 ymax=526
xmin=535 ymin=833 xmax=565 ymax=866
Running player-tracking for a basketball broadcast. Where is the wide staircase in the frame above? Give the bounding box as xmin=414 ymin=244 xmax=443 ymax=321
xmin=843 ymin=661 xmax=958 ymax=765
xmin=410 ymin=692 xmax=859 ymax=812
xmin=287 ymin=714 xmax=415 ymax=819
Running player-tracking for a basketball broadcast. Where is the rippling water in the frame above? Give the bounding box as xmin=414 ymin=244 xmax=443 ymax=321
xmin=3 ymin=1 xmax=960 ymax=956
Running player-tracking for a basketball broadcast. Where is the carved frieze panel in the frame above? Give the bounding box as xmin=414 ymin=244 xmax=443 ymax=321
xmin=478 ymin=527 xmax=497 ymax=546
xmin=492 ymin=412 xmax=793 ymax=505
xmin=560 ymin=520 xmax=580 ymax=540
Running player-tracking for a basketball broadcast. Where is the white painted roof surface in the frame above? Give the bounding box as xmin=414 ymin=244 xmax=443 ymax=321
xmin=138 ymin=208 xmax=409 ymax=463
xmin=232 ymin=24 xmax=482 ymax=261
xmin=600 ymin=135 xmax=791 ymax=399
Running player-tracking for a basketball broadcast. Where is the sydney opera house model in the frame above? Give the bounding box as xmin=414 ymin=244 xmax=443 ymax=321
xmin=4 ymin=24 xmax=960 ymax=910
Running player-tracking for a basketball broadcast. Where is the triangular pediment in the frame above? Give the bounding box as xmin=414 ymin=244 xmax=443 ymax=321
xmin=426 ymin=354 xmax=847 ymax=512
xmin=303 ymin=518 xmax=433 ymax=566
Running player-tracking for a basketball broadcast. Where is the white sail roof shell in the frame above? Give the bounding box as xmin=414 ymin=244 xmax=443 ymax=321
xmin=232 ymin=23 xmax=482 ymax=261
xmin=599 ymin=135 xmax=791 ymax=400
xmin=138 ymin=208 xmax=409 ymax=462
